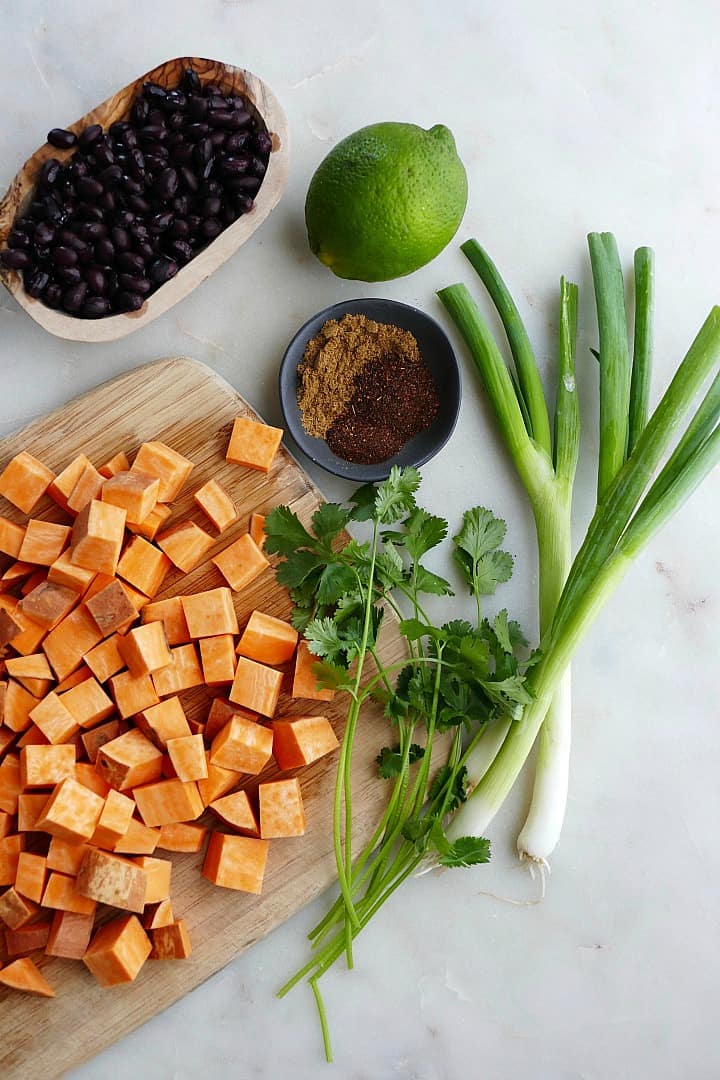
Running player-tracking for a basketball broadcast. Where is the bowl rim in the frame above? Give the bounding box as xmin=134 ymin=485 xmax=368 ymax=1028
xmin=0 ymin=56 xmax=289 ymax=343
xmin=278 ymin=296 xmax=462 ymax=483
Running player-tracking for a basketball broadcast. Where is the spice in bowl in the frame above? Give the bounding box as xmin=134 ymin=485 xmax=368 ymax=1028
xmin=296 ymin=314 xmax=439 ymax=464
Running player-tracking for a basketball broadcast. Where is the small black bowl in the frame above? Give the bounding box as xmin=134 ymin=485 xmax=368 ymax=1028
xmin=278 ymin=297 xmax=461 ymax=482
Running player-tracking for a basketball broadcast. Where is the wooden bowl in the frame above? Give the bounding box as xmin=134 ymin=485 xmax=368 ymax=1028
xmin=0 ymin=57 xmax=289 ymax=343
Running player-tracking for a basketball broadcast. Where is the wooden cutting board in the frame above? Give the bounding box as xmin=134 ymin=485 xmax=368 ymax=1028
xmin=0 ymin=357 xmax=404 ymax=1078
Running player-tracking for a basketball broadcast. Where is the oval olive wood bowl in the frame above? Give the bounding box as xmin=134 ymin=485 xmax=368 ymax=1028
xmin=0 ymin=56 xmax=289 ymax=342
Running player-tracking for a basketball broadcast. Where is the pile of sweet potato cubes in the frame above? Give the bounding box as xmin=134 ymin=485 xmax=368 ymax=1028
xmin=0 ymin=415 xmax=338 ymax=997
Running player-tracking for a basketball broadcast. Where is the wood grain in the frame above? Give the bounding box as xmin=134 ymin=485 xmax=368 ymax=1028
xmin=0 ymin=357 xmax=404 ymax=1078
xmin=0 ymin=58 xmax=289 ymax=342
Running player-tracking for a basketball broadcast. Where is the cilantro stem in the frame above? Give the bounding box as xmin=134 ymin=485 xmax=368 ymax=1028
xmin=310 ymin=977 xmax=333 ymax=1063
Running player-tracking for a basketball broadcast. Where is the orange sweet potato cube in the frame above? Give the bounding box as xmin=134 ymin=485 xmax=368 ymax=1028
xmin=0 ymin=606 xmax=23 ymax=649
xmin=127 ymin=502 xmax=172 ymax=542
xmin=20 ymin=743 xmax=75 ymax=788
xmin=108 ymin=670 xmax=160 ymax=720
xmin=204 ymin=698 xmax=254 ymax=743
xmin=113 ymin=818 xmax=160 ymax=855
xmin=136 ymin=697 xmax=191 ymax=748
xmin=0 ymin=756 xmax=22 ymax=814
xmin=0 ymin=516 xmax=26 ymax=558
xmin=209 ymin=789 xmax=259 ymax=836
xmin=180 ymin=587 xmax=238 ymax=638
xmin=66 ymin=462 xmax=105 ymax=514
xmin=259 ymin=777 xmax=306 ymax=838
xmin=133 ymin=778 xmax=204 ymax=827
xmin=229 ymin=656 xmax=283 ymax=718
xmin=199 ymin=634 xmax=236 ymax=686
xmin=102 ymin=469 xmax=160 ymax=525
xmin=81 ymin=718 xmax=122 ymax=764
xmin=197 ymin=753 xmax=241 ymax=807
xmin=141 ymin=595 xmax=191 ymax=646
xmin=37 ymin=777 xmax=104 ymax=843
xmin=85 ymin=578 xmax=137 ymax=636
xmin=0 ymin=452 xmax=54 ymax=514
xmin=71 ymin=499 xmax=126 ymax=576
xmin=156 ymin=821 xmax=207 ymax=853
xmin=272 ymin=715 xmax=339 ymax=771
xmin=76 ymin=848 xmax=147 ymax=912
xmin=0 ymin=810 xmax=13 ymax=840
xmin=96 ymin=728 xmax=163 ymax=790
xmin=132 ymin=442 xmax=194 ymax=502
xmin=134 ymin=855 xmax=172 ymax=904
xmin=292 ymin=640 xmax=335 ymax=701
xmin=84 ymin=635 xmax=125 ymax=684
xmin=29 ymin=692 xmax=79 ymax=744
xmin=92 ymin=788 xmax=135 ymax=848
xmin=151 ymin=644 xmax=203 ymax=697
xmin=5 ymin=652 xmax=53 ymax=682
xmin=45 ymin=909 xmax=94 ymax=959
xmin=237 ymin=610 xmax=298 ymax=666
xmin=5 ymin=920 xmax=51 ymax=957
xmin=98 ymin=451 xmax=130 ymax=479
xmin=210 ymin=711 xmax=273 ymax=774
xmin=156 ymin=520 xmax=214 ymax=573
xmin=46 ymin=837 xmax=89 ymax=875
xmin=212 ymin=533 xmax=269 ymax=592
xmin=226 ymin=416 xmax=283 ymax=473
xmin=0 ymin=834 xmax=25 ymax=884
xmin=42 ymin=605 xmax=103 ymax=682
xmin=60 ymin=676 xmax=114 ymax=728
xmin=4 ymin=680 xmax=40 ymax=733
xmin=84 ymin=914 xmax=152 ymax=987
xmin=149 ymin=918 xmax=191 ymax=960
xmin=249 ymin=512 xmax=266 ymax=549
xmin=18 ymin=520 xmax=71 ymax=567
xmin=19 ymin=580 xmax=78 ymax=630
xmin=47 ymin=549 xmax=96 ymax=592
xmin=47 ymin=453 xmax=93 ymax=512
xmin=0 ymin=886 xmax=40 ymax=928
xmin=117 ymin=536 xmax=171 ymax=598
xmin=194 ymin=478 xmax=237 ymax=533
xmin=75 ymin=761 xmax=110 ymax=797
xmin=166 ymin=734 xmax=207 ymax=782
xmin=202 ymin=832 xmax=269 ymax=893
xmin=42 ymin=871 xmax=97 ymax=915
xmin=143 ymin=897 xmax=174 ymax=929
xmin=0 ymin=956 xmax=55 ymax=996
xmin=118 ymin=623 xmax=172 ymax=679
xmin=14 ymin=851 xmax=48 ymax=904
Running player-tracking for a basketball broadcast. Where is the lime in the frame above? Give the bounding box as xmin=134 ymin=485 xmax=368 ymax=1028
xmin=305 ymin=122 xmax=467 ymax=281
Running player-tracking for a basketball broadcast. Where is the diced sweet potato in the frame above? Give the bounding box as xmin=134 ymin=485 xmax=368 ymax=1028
xmin=150 ymin=919 xmax=191 ymax=960
xmin=46 ymin=837 xmax=89 ymax=875
xmin=292 ymin=640 xmax=335 ymax=701
xmin=47 ymin=549 xmax=96 ymax=593
xmin=0 ymin=755 xmax=22 ymax=814
xmin=0 ymin=607 xmax=23 ymax=648
xmin=20 ymin=743 xmax=75 ymax=788
xmin=66 ymin=462 xmax=105 ymax=514
xmin=226 ymin=416 xmax=283 ymax=473
xmin=259 ymin=777 xmax=306 ymax=838
xmin=141 ymin=595 xmax=191 ymax=646
xmin=4 ymin=680 xmax=40 ymax=733
xmin=41 ymin=872 xmax=97 ymax=915
xmin=127 ymin=502 xmax=172 ymax=542
xmin=199 ymin=634 xmax=236 ymax=686
xmin=108 ymin=670 xmax=160 ymax=720
xmin=180 ymin=587 xmax=238 ymax=638
xmin=96 ymin=728 xmax=163 ymax=790
xmin=151 ymin=643 xmax=203 ymax=697
xmin=5 ymin=653 xmax=52 ymax=682
xmin=209 ymin=789 xmax=259 ymax=837
xmin=157 ymin=521 xmax=214 ymax=573
xmin=229 ymin=656 xmax=283 ymax=718
xmin=197 ymin=753 xmax=241 ymax=807
xmin=18 ymin=580 xmax=78 ymax=633
xmin=76 ymin=848 xmax=147 ymax=913
xmin=0 ymin=834 xmax=25 ymax=885
xmin=212 ymin=533 xmax=269 ymax=592
xmin=98 ymin=451 xmax=130 ymax=479
xmin=81 ymin=718 xmax=122 ymax=764
xmin=118 ymin=622 xmax=172 ymax=678
xmin=102 ymin=469 xmax=160 ymax=525
xmin=143 ymin=897 xmax=174 ymax=929
xmin=194 ymin=479 xmax=238 ymax=533
xmin=113 ymin=818 xmax=159 ymax=855
xmin=0 ymin=956 xmax=55 ymax=996
xmin=5 ymin=920 xmax=51 ymax=957
xmin=249 ymin=512 xmax=266 ymax=549
xmin=92 ymin=788 xmax=135 ymax=849
xmin=14 ymin=851 xmax=48 ymax=904
xmin=48 ymin=453 xmax=93 ymax=511
xmin=210 ymin=712 xmax=273 ymax=775
xmin=117 ymin=536 xmax=171 ymax=598
xmin=60 ymin=676 xmax=115 ymax=729
xmin=0 ymin=810 xmax=12 ymax=839
xmin=45 ymin=909 xmax=94 ymax=959
xmin=42 ymin=605 xmax=103 ymax=682
xmin=84 ymin=635 xmax=126 ymax=684
xmin=133 ymin=778 xmax=204 ymax=827
xmin=0 ymin=452 xmax=54 ymax=514
xmin=237 ymin=610 xmax=298 ymax=666
xmin=85 ymin=578 xmax=137 ymax=636
xmin=0 ymin=886 xmax=39 ymax=928
xmin=166 ymin=734 xmax=207 ymax=782
xmin=37 ymin=777 xmax=104 ymax=844
xmin=134 ymin=855 xmax=171 ymax=904
xmin=136 ymin=696 xmax=191 ymax=749
xmin=17 ymin=793 xmax=50 ymax=832
xmin=0 ymin=516 xmax=25 ymax=559
xmin=204 ymin=698 xmax=255 ymax=744
xmin=202 ymin=832 xmax=269 ymax=893
xmin=18 ymin=520 xmax=71 ymax=567
xmin=75 ymin=761 xmax=111 ymax=798
xmin=84 ymin=914 xmax=151 ymax=987
xmin=29 ymin=692 xmax=79 ymax=745
xmin=132 ymin=442 xmax=194 ymax=502
xmin=70 ymin=499 xmax=126 ymax=576
xmin=272 ymin=715 xmax=339 ymax=770
xmin=156 ymin=821 xmax=207 ymax=853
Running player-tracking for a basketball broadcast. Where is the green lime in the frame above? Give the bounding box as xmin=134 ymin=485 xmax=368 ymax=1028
xmin=305 ymin=122 xmax=467 ymax=281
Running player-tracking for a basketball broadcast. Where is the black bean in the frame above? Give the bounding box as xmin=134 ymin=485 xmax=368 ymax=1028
xmin=132 ymin=97 xmax=149 ymax=124
xmin=77 ymin=202 xmax=104 ymax=222
xmin=116 ymin=290 xmax=144 ymax=311
xmin=76 ymin=176 xmax=104 ymax=199
xmin=94 ymin=144 xmax=115 ymax=168
xmin=143 ymin=82 xmax=167 ymax=104
xmin=201 ymin=196 xmax=222 ymax=217
xmin=255 ymin=131 xmax=272 ymax=156
xmin=86 ymin=267 xmax=107 ymax=295
xmin=207 ymin=94 xmax=227 ymax=111
xmin=162 ymin=90 xmax=187 ymax=112
xmin=24 ymin=268 xmax=50 ymax=296
xmin=199 ymin=157 xmax=215 ymax=182
xmin=118 ymin=273 xmax=151 ymax=295
xmin=167 ymin=239 xmax=193 ymax=263
xmin=207 ymin=110 xmax=236 ymax=130
xmin=221 ymin=204 xmax=237 ymax=225
xmin=117 ymin=251 xmax=146 ymax=274
xmin=99 ymin=191 xmax=117 ymax=212
xmin=228 ymin=174 xmax=261 ymax=195
xmin=187 ymin=95 xmax=208 ymax=120
xmin=79 ymin=124 xmax=103 ymax=149
xmin=185 ymin=123 xmax=209 ymax=141
xmin=172 ymin=196 xmax=190 ymax=216
xmin=171 ymin=143 xmax=194 ymax=165
xmin=200 ymin=217 xmax=222 ymax=241
xmin=225 ymin=131 xmax=250 ymax=154
xmin=83 ymin=296 xmax=111 ymax=317
xmin=8 ymin=231 xmax=32 ymax=250
xmin=43 ymin=196 xmax=67 ymax=225
xmin=148 ymin=256 xmax=178 ymax=284
xmin=203 ymin=179 xmax=222 ymax=196
xmin=251 ymin=156 xmax=266 ymax=178
xmin=193 ymin=136 xmax=212 ymax=166
xmin=39 ymin=158 xmax=61 ymax=187
xmin=80 ymin=222 xmax=108 ymax=241
xmin=168 ymin=111 xmax=184 ymax=132
xmin=187 ymin=214 xmax=203 ymax=235
xmin=33 ymin=246 xmax=52 ymax=262
xmin=95 ymin=238 xmax=115 ymax=264
xmin=56 ymin=227 xmax=80 ymax=247
xmin=76 ymin=244 xmax=94 ymax=266
xmin=44 ymin=282 xmax=64 ymax=307
xmin=156 ymin=167 xmax=179 ymax=200
xmin=111 ymin=227 xmax=131 ymax=252
xmin=128 ymin=194 xmax=151 ymax=215
xmin=236 ymin=195 xmax=254 ymax=214
xmin=52 ymin=245 xmax=78 ymax=268
xmin=142 ymin=124 xmax=168 ymax=142
xmin=182 ymin=68 xmax=202 ymax=95
xmin=48 ymin=127 xmax=77 ymax=149
xmin=62 ymin=282 xmax=88 ymax=311
xmin=99 ymin=165 xmax=123 ymax=187
xmin=135 ymin=242 xmax=156 ymax=262
xmin=0 ymin=249 xmax=32 ymax=270
xmin=221 ymin=153 xmax=251 ymax=176
xmin=57 ymin=266 xmax=82 ymax=285
xmin=109 ymin=120 xmax=131 ymax=139
xmin=150 ymin=210 xmax=174 ymax=232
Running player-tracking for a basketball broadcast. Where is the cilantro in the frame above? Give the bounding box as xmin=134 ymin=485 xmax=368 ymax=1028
xmin=435 ymin=833 xmax=492 ymax=868
xmin=376 ymin=743 xmax=425 ymax=779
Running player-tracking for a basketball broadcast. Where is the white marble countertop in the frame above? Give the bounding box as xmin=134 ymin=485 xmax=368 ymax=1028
xmin=1 ymin=2 xmax=719 ymax=1077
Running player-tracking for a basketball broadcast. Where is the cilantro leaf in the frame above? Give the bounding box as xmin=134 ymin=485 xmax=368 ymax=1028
xmin=376 ymin=743 xmax=425 ymax=779
xmin=454 ymin=506 xmax=507 ymax=559
xmin=312 ymin=503 xmax=351 ymax=543
xmin=317 ymin=563 xmax=357 ymax=606
xmin=428 ymin=763 xmax=468 ymax=812
xmin=472 ymin=549 xmax=514 ymax=594
xmin=404 ymin=508 xmax=448 ymax=561
xmin=453 ymin=507 xmax=514 ymax=596
xmin=374 ymin=466 xmax=421 ymax=524
xmin=374 ymin=541 xmax=405 ymax=589
xmin=275 ymin=550 xmax=325 ymax=589
xmin=436 ymin=834 xmax=491 ymax=868
xmin=413 ymin=566 xmax=454 ymax=596
xmin=492 ymin=609 xmax=513 ymax=654
xmin=398 ymin=618 xmax=446 ymax=644
xmin=348 ymin=482 xmax=378 ymax=522
xmin=263 ymin=505 xmax=316 ymax=555
xmin=304 ymin=617 xmax=350 ymax=665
